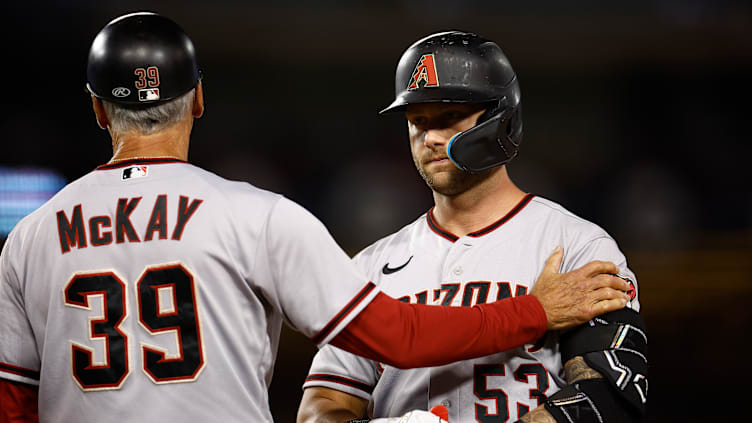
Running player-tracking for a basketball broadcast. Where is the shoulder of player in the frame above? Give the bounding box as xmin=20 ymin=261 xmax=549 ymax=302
xmin=353 ymin=213 xmax=426 ymax=263
xmin=531 ymin=196 xmax=635 ymax=281
xmin=528 ymin=196 xmax=609 ymax=236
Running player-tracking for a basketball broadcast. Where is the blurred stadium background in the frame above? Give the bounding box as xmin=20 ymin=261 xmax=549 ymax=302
xmin=2 ymin=1 xmax=750 ymax=421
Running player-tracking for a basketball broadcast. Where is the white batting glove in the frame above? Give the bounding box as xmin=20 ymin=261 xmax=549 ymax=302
xmin=369 ymin=406 xmax=448 ymax=423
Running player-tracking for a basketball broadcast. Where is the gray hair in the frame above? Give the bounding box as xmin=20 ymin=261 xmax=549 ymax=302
xmin=102 ymin=89 xmax=195 ymax=135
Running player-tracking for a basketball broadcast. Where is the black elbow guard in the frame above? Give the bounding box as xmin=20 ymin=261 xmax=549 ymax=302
xmin=553 ymin=308 xmax=648 ymax=421
xmin=544 ymin=378 xmax=642 ymax=423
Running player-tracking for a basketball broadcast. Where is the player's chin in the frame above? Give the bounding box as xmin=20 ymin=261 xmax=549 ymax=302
xmin=428 ymin=168 xmax=489 ymax=196
xmin=425 ymin=174 xmax=467 ymax=196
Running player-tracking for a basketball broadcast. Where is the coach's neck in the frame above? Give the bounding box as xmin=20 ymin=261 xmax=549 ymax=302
xmin=92 ymin=83 xmax=204 ymax=163
xmin=108 ymin=118 xmax=194 ymax=163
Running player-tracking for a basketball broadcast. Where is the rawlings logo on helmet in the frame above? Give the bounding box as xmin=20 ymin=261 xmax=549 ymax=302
xmin=112 ymin=87 xmax=131 ymax=97
xmin=407 ymin=54 xmax=439 ymax=90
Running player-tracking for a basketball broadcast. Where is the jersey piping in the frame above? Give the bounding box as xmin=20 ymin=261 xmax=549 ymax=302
xmin=305 ymin=373 xmax=374 ymax=394
xmin=426 ymin=193 xmax=535 ymax=242
xmin=95 ymin=157 xmax=187 ymax=170
xmin=312 ymin=282 xmax=376 ymax=344
xmin=0 ymin=361 xmax=40 ymax=381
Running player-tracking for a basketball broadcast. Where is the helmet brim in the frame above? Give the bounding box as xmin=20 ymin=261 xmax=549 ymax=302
xmin=379 ymin=87 xmax=500 ymax=115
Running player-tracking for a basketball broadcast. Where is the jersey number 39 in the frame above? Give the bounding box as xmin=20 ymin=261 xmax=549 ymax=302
xmin=63 ymin=263 xmax=204 ymax=391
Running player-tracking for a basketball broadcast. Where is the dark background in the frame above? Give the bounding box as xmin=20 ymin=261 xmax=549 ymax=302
xmin=2 ymin=1 xmax=751 ymax=421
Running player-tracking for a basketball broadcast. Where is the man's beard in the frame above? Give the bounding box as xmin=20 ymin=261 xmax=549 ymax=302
xmin=414 ymin=156 xmax=492 ymax=196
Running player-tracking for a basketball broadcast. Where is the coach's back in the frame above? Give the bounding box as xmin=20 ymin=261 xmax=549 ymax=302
xmin=0 ymin=159 xmax=370 ymax=422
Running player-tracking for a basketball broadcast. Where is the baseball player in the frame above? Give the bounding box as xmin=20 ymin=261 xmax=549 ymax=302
xmin=299 ymin=32 xmax=648 ymax=423
xmin=0 ymin=16 xmax=631 ymax=423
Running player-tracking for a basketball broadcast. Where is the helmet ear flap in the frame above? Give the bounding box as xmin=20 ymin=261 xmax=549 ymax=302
xmin=448 ymin=112 xmax=505 ymax=173
xmin=447 ymin=104 xmax=522 ymax=173
xmin=476 ymin=98 xmax=504 ymax=126
xmin=504 ymin=105 xmax=523 ymax=147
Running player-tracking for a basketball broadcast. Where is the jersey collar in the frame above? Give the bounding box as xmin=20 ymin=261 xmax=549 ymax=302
xmin=95 ymin=157 xmax=187 ymax=170
xmin=426 ymin=193 xmax=535 ymax=242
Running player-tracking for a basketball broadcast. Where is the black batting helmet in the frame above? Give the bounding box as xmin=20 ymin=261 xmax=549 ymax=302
xmin=381 ymin=31 xmax=522 ymax=173
xmin=86 ymin=12 xmax=200 ymax=105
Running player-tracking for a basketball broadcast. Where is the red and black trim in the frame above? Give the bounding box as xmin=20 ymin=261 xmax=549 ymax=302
xmin=469 ymin=194 xmax=535 ymax=237
xmin=426 ymin=211 xmax=459 ymax=242
xmin=0 ymin=362 xmax=40 ymax=381
xmin=426 ymin=193 xmax=535 ymax=242
xmin=95 ymin=157 xmax=186 ymax=170
xmin=305 ymin=373 xmax=374 ymax=394
xmin=312 ymin=282 xmax=376 ymax=344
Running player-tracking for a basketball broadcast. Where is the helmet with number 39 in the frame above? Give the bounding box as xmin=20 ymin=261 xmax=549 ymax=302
xmin=86 ymin=12 xmax=201 ymax=105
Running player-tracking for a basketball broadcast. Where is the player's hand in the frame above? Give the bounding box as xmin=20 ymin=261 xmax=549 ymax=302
xmin=529 ymin=246 xmax=630 ymax=331
xmin=370 ymin=405 xmax=449 ymax=422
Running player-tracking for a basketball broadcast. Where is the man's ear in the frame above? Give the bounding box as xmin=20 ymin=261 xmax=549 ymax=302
xmin=91 ymin=96 xmax=109 ymax=130
xmin=192 ymin=81 xmax=204 ymax=118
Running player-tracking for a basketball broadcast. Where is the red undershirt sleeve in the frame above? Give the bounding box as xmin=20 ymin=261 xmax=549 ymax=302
xmin=330 ymin=292 xmax=547 ymax=369
xmin=0 ymin=378 xmax=39 ymax=423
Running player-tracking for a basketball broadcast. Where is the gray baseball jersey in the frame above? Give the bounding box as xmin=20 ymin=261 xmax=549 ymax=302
xmin=304 ymin=194 xmax=640 ymax=422
xmin=0 ymin=159 xmax=380 ymax=422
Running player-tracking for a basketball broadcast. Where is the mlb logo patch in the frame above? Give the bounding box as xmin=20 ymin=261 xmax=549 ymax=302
xmin=138 ymin=88 xmax=160 ymax=101
xmin=122 ymin=165 xmax=149 ymax=180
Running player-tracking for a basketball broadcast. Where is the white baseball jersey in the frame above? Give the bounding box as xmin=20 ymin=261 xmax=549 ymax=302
xmin=0 ymin=158 xmax=380 ymax=422
xmin=304 ymin=194 xmax=640 ymax=422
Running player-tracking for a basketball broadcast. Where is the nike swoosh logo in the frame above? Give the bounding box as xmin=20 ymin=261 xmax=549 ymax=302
xmin=382 ymin=256 xmax=413 ymax=275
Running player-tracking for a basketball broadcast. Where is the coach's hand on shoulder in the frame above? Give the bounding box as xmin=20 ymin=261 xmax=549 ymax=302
xmin=529 ymin=246 xmax=630 ymax=331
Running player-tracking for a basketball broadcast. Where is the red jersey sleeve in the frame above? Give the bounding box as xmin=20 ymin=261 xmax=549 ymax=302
xmin=330 ymin=292 xmax=547 ymax=369
xmin=0 ymin=378 xmax=38 ymax=423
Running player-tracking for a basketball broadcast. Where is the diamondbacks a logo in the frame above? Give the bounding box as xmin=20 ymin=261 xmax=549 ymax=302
xmin=407 ymin=54 xmax=439 ymax=90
